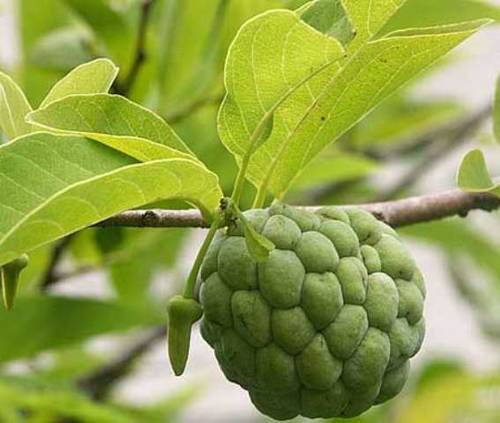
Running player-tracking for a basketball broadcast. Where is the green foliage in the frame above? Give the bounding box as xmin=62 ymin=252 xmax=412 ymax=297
xmin=200 ymin=205 xmax=425 ymax=419
xmin=219 ymin=2 xmax=488 ymax=203
xmin=0 ymin=133 xmax=221 ymax=266
xmin=40 ymin=58 xmax=118 ymax=107
xmin=28 ymin=93 xmax=199 ymax=162
xmin=0 ymin=0 xmax=498 ymax=420
xmin=0 ymin=296 xmax=162 ymax=363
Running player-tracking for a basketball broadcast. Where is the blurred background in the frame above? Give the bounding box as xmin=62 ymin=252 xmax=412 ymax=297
xmin=1 ymin=0 xmax=500 ymax=421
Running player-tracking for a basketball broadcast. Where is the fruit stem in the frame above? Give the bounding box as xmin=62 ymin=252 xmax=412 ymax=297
xmin=183 ymin=201 xmax=226 ymax=299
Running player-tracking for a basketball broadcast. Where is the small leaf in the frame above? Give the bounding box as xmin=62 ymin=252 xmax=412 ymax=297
xmin=494 ymin=75 xmax=500 ymax=143
xmin=40 ymin=58 xmax=119 ymax=108
xmin=457 ymin=149 xmax=500 ymax=195
xmin=1 ymin=254 xmax=29 ymax=310
xmin=300 ymin=0 xmax=355 ymax=45
xmin=28 ymin=94 xmax=198 ymax=162
xmin=0 ymin=72 xmax=33 ymax=140
xmin=232 ymin=205 xmax=275 ymax=262
xmin=0 ymin=132 xmax=223 ymax=267
xmin=167 ymin=295 xmax=202 ymax=376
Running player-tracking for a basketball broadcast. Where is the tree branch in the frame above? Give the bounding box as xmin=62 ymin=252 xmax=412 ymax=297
xmin=77 ymin=326 xmax=165 ymax=401
xmin=114 ymin=0 xmax=155 ymax=96
xmin=376 ymin=104 xmax=491 ymax=201
xmin=97 ymin=189 xmax=500 ymax=229
xmin=40 ymin=235 xmax=76 ymax=292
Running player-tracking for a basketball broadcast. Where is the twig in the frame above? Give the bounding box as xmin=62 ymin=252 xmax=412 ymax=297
xmin=97 ymin=189 xmax=500 ymax=229
xmin=78 ymin=325 xmax=165 ymax=401
xmin=376 ymin=104 xmax=491 ymax=202
xmin=114 ymin=0 xmax=155 ymax=96
xmin=40 ymin=235 xmax=75 ymax=292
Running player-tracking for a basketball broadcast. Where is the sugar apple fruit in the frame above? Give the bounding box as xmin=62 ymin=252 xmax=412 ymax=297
xmin=199 ymin=204 xmax=425 ymax=420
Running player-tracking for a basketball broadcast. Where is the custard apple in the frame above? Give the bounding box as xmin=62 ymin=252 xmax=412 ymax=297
xmin=199 ymin=204 xmax=425 ymax=420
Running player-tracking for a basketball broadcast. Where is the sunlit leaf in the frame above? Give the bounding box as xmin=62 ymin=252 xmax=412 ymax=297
xmin=220 ymin=2 xmax=488 ymax=203
xmin=494 ymin=75 xmax=500 ymax=143
xmin=28 ymin=94 xmax=199 ymax=162
xmin=0 ymin=72 xmax=33 ymax=139
xmin=0 ymin=133 xmax=222 ymax=266
xmin=40 ymin=58 xmax=119 ymax=107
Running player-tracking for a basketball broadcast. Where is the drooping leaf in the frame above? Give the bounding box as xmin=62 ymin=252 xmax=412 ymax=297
xmin=40 ymin=58 xmax=119 ymax=107
xmin=457 ymin=149 xmax=500 ymax=196
xmin=0 ymin=72 xmax=33 ymax=139
xmin=228 ymin=8 xmax=488 ymax=202
xmin=28 ymin=94 xmax=199 ymax=162
xmin=62 ymin=0 xmax=135 ymax=74
xmin=0 ymin=296 xmax=162 ymax=362
xmin=232 ymin=205 xmax=275 ymax=262
xmin=0 ymin=132 xmax=222 ymax=267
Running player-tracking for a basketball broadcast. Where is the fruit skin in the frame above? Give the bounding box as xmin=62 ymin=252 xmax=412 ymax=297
xmin=200 ymin=204 xmax=425 ymax=420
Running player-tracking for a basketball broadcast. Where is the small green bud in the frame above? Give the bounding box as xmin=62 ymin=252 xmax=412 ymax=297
xmin=167 ymin=295 xmax=203 ymax=376
xmin=1 ymin=254 xmax=29 ymax=311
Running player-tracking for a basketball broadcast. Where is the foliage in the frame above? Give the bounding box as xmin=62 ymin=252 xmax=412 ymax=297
xmin=0 ymin=0 xmax=499 ymax=420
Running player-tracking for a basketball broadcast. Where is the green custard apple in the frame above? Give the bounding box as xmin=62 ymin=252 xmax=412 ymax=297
xmin=199 ymin=204 xmax=425 ymax=420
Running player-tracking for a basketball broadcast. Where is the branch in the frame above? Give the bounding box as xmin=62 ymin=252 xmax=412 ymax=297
xmin=40 ymin=235 xmax=75 ymax=292
xmin=376 ymin=104 xmax=491 ymax=201
xmin=77 ymin=325 xmax=164 ymax=401
xmin=114 ymin=0 xmax=155 ymax=96
xmin=97 ymin=189 xmax=500 ymax=229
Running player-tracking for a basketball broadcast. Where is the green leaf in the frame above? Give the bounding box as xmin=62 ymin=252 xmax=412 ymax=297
xmin=457 ymin=149 xmax=500 ymax=195
xmin=27 ymin=94 xmax=198 ymax=162
xmin=218 ymin=9 xmax=345 ymax=182
xmin=0 ymin=72 xmax=33 ymax=140
xmin=494 ymin=75 xmax=500 ymax=143
xmin=0 ymin=296 xmax=162 ymax=363
xmin=300 ymin=0 xmax=355 ymax=45
xmin=62 ymin=0 xmax=135 ymax=73
xmin=0 ymin=132 xmax=222 ymax=267
xmin=40 ymin=58 xmax=119 ymax=107
xmin=231 ymin=10 xmax=488 ymax=201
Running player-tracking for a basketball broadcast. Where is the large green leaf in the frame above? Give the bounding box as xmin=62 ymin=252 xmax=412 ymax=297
xmin=0 ymin=133 xmax=222 ymax=266
xmin=0 ymin=72 xmax=33 ymax=140
xmin=0 ymin=296 xmax=161 ymax=362
xmin=218 ymin=9 xmax=345 ymax=180
xmin=40 ymin=58 xmax=119 ymax=107
xmin=220 ymin=3 xmax=488 ymax=202
xmin=457 ymin=149 xmax=500 ymax=196
xmin=28 ymin=94 xmax=198 ymax=162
